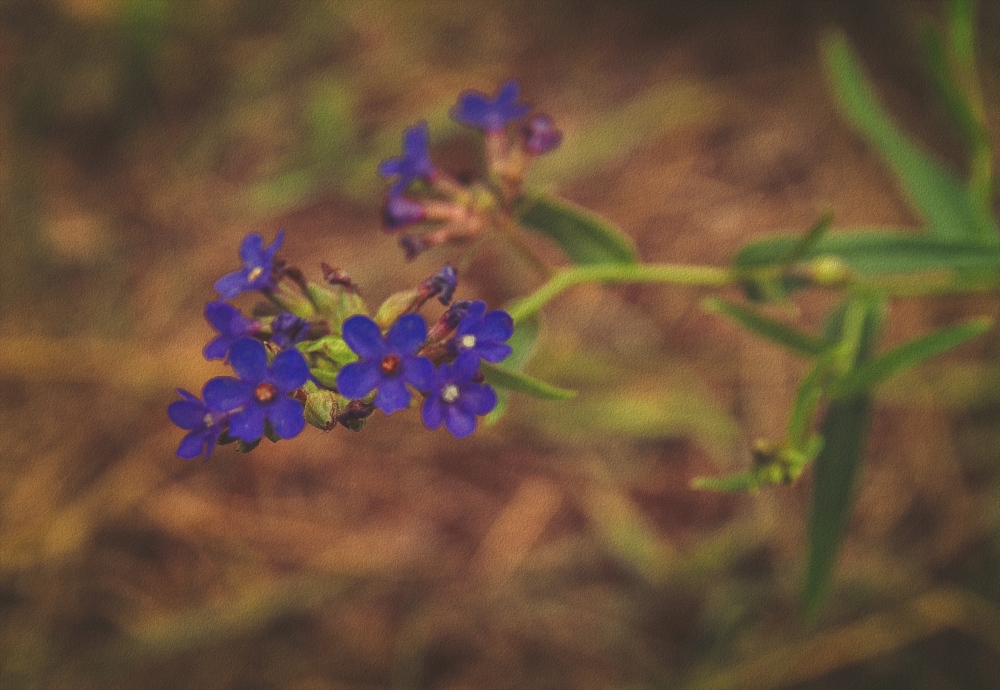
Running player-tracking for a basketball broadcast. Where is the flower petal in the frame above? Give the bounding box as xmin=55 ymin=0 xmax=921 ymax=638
xmin=456 ymin=301 xmax=487 ymax=336
xmin=403 ymin=356 xmax=434 ymax=392
xmin=168 ymin=399 xmax=205 ymax=429
xmin=453 ymin=353 xmax=481 ymax=381
xmin=203 ymin=376 xmax=253 ymax=412
xmin=479 ymin=310 xmax=514 ymax=343
xmin=267 ymin=397 xmax=306 ymax=439
xmin=205 ymin=301 xmax=237 ymax=330
xmin=457 ymin=383 xmax=497 ymax=416
xmin=387 ymin=313 xmax=428 ymax=354
xmin=444 ymin=405 xmax=476 ymax=438
xmin=422 ymin=395 xmax=445 ymax=430
xmin=213 ymin=270 xmax=248 ymax=300
xmin=264 ymin=228 xmax=285 ymax=259
xmin=239 ymin=233 xmax=265 ymax=263
xmin=229 ymin=405 xmax=266 ymax=442
xmin=374 ymin=376 xmax=410 ymax=414
xmin=336 ymin=361 xmax=381 ymax=399
xmin=477 ymin=342 xmax=513 ymax=363
xmin=203 ymin=335 xmax=231 ymax=361
xmin=379 ymin=158 xmax=403 ymax=178
xmin=271 ymin=348 xmax=310 ymax=392
xmin=342 ymin=315 xmax=387 ymax=360
xmin=229 ymin=338 xmax=268 ymax=382
xmin=177 ymin=430 xmax=209 ymax=459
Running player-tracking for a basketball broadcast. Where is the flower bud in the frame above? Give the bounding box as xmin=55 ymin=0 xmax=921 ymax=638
xmin=522 ymin=113 xmax=562 ymax=155
xmin=810 ymin=255 xmax=852 ymax=286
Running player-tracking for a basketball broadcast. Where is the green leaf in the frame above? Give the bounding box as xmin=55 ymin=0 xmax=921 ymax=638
xmin=691 ymin=472 xmax=759 ymax=493
xmin=735 ymin=230 xmax=1000 ymax=276
xmin=832 ymin=317 xmax=992 ymax=399
xmin=922 ymin=23 xmax=985 ymax=159
xmin=803 ymin=395 xmax=873 ymax=620
xmin=822 ymin=31 xmax=998 ymax=243
xmin=947 ymin=0 xmax=976 ymax=70
xmin=803 ymin=298 xmax=884 ymax=620
xmin=787 ymin=360 xmax=829 ymax=450
xmin=703 ymin=297 xmax=825 ymax=357
xmin=516 ymin=191 xmax=638 ymax=266
xmin=781 ymin=211 xmax=834 ymax=266
xmin=480 ymin=361 xmax=576 ymax=400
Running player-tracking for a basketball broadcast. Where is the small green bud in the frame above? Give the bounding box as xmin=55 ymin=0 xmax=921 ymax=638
xmin=374 ymin=289 xmax=420 ymax=329
xmin=810 ymin=255 xmax=852 ymax=286
xmin=304 ymin=382 xmax=340 ymax=431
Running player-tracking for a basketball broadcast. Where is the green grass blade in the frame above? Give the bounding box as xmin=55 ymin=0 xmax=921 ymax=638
xmin=832 ymin=317 xmax=992 ymax=399
xmin=703 ymin=297 xmax=825 ymax=357
xmin=803 ymin=298 xmax=884 ymax=620
xmin=822 ymin=31 xmax=998 ymax=243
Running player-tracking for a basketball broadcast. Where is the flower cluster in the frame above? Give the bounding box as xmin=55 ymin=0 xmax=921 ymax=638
xmin=169 ymin=232 xmax=514 ymax=459
xmin=379 ymin=80 xmax=562 ymax=259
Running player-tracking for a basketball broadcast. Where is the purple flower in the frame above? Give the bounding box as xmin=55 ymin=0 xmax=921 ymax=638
xmin=204 ymin=301 xmax=260 ymax=361
xmin=336 ymin=313 xmax=434 ymax=414
xmin=420 ymin=264 xmax=458 ymax=305
xmin=167 ymin=387 xmax=231 ymax=460
xmin=207 ymin=337 xmax=310 ymax=443
xmin=379 ymin=120 xmax=436 ymax=194
xmin=522 ymin=113 xmax=562 ymax=155
xmin=451 ymin=300 xmax=513 ymax=364
xmin=214 ymin=229 xmax=285 ymax=300
xmin=422 ymin=355 xmax=498 ymax=438
xmin=270 ymin=312 xmax=310 ymax=350
xmin=383 ymin=193 xmax=427 ymax=231
xmin=451 ymin=80 xmax=531 ymax=133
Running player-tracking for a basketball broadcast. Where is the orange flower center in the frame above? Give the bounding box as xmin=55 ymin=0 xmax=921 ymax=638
xmin=254 ymin=382 xmax=276 ymax=403
xmin=380 ymin=354 xmax=401 ymax=375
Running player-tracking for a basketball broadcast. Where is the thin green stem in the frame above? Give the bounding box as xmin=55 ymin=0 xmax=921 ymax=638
xmin=506 ymin=263 xmax=735 ymax=323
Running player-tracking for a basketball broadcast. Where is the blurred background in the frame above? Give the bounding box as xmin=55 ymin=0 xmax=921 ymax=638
xmin=2 ymin=1 xmax=1000 ymax=688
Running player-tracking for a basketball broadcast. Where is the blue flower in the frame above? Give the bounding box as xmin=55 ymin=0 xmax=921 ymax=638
xmin=383 ymin=193 xmax=427 ymax=231
xmin=522 ymin=113 xmax=562 ymax=155
xmin=269 ymin=311 xmax=310 ymax=349
xmin=204 ymin=301 xmax=260 ymax=361
xmin=422 ymin=355 xmax=498 ymax=438
xmin=214 ymin=229 xmax=285 ymax=300
xmin=451 ymin=80 xmax=531 ymax=132
xmin=451 ymin=300 xmax=513 ymax=364
xmin=378 ymin=120 xmax=436 ymax=195
xmin=168 ymin=387 xmax=231 ymax=459
xmin=206 ymin=337 xmax=310 ymax=443
xmin=336 ymin=313 xmax=434 ymax=414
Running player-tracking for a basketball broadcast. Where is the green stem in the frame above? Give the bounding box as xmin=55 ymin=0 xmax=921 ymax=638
xmin=506 ymin=263 xmax=734 ymax=323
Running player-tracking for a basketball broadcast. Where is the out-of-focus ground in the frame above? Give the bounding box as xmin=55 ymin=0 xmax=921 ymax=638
xmin=3 ymin=1 xmax=1000 ymax=688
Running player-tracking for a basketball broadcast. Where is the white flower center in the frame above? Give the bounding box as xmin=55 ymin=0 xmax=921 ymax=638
xmin=203 ymin=413 xmax=214 ymax=427
xmin=441 ymin=384 xmax=460 ymax=403
xmin=247 ymin=266 xmax=264 ymax=281
xmin=460 ymin=334 xmax=477 ymax=350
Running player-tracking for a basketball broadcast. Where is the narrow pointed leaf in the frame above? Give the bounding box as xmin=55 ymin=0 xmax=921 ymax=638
xmin=703 ymin=297 xmax=825 ymax=356
xmin=516 ymin=190 xmax=638 ymax=266
xmin=822 ymin=32 xmax=997 ymax=243
xmin=803 ymin=297 xmax=883 ymax=620
xmin=691 ymin=472 xmax=759 ymax=493
xmin=922 ymin=24 xmax=984 ymax=157
xmin=832 ymin=317 xmax=991 ymax=399
xmin=480 ymin=361 xmax=576 ymax=400
xmin=735 ymin=231 xmax=1000 ymax=276
xmin=781 ymin=211 xmax=834 ymax=266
